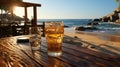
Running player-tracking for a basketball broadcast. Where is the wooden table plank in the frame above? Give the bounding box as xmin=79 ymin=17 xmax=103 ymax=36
xmin=41 ymin=40 xmax=119 ymax=67
xmin=62 ymin=43 xmax=120 ymax=66
xmin=0 ymin=36 xmax=120 ymax=67
xmin=0 ymin=37 xmax=42 ymax=67
xmin=18 ymin=42 xmax=72 ymax=67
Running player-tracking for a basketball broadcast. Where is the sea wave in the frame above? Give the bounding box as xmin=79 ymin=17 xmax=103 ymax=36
xmin=38 ymin=19 xmax=120 ymax=36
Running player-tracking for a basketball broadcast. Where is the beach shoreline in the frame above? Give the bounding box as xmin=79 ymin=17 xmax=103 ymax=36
xmin=65 ymin=27 xmax=120 ymax=43
xmin=64 ymin=27 xmax=120 ymax=56
xmin=75 ymin=30 xmax=120 ymax=42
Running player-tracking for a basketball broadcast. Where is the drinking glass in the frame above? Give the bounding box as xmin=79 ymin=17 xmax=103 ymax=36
xmin=45 ymin=21 xmax=64 ymax=57
xmin=29 ymin=27 xmax=41 ymax=50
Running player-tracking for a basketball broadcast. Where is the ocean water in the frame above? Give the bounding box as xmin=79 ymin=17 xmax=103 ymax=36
xmin=37 ymin=19 xmax=120 ymax=36
xmin=38 ymin=19 xmax=92 ymax=27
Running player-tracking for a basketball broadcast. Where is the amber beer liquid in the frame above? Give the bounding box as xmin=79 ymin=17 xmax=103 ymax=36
xmin=45 ymin=22 xmax=64 ymax=57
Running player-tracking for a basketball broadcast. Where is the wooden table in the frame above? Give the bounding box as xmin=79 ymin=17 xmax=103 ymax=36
xmin=0 ymin=36 xmax=120 ymax=67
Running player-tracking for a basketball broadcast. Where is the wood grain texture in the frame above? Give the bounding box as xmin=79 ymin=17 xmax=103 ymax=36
xmin=0 ymin=37 xmax=119 ymax=67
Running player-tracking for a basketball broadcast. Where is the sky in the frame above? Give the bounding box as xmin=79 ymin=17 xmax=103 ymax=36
xmin=14 ymin=0 xmax=118 ymax=19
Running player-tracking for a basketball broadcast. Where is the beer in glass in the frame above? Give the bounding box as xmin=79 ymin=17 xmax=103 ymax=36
xmin=45 ymin=21 xmax=64 ymax=57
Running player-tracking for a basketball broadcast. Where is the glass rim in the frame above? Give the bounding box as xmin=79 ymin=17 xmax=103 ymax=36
xmin=45 ymin=21 xmax=64 ymax=26
xmin=44 ymin=21 xmax=63 ymax=23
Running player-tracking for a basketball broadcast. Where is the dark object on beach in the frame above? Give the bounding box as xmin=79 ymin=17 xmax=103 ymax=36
xmin=64 ymin=25 xmax=69 ymax=28
xmin=74 ymin=36 xmax=78 ymax=38
xmin=75 ymin=26 xmax=86 ymax=31
xmin=75 ymin=26 xmax=98 ymax=31
xmin=87 ymin=22 xmax=99 ymax=26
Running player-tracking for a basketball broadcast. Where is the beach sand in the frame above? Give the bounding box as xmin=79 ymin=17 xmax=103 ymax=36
xmin=64 ymin=28 xmax=120 ymax=56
